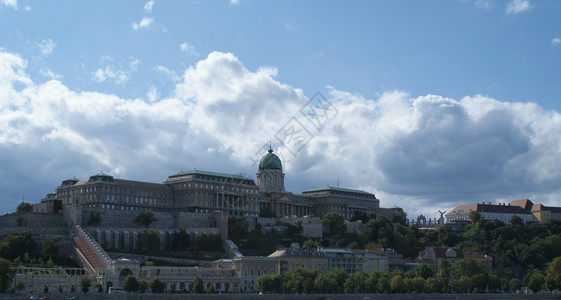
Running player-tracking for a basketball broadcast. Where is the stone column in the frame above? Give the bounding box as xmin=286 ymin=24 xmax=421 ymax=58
xmin=123 ymin=231 xmax=130 ymax=249
xmin=105 ymin=230 xmax=113 ymax=249
xmin=159 ymin=230 xmax=166 ymax=251
xmin=114 ymin=231 xmax=120 ymax=249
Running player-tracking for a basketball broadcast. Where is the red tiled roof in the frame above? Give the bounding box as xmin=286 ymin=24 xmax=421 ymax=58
xmin=532 ymin=204 xmax=561 ymax=213
xmin=447 ymin=202 xmax=531 ymax=216
xmin=510 ymin=199 xmax=533 ymax=211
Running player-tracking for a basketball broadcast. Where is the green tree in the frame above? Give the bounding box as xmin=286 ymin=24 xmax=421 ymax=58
xmin=172 ymin=227 xmax=190 ymax=250
xmin=257 ymin=274 xmax=283 ymax=294
xmin=0 ymin=231 xmax=35 ymax=260
xmin=344 ymin=272 xmax=368 ymax=293
xmin=302 ymin=239 xmax=319 ymax=250
xmin=315 ymin=273 xmax=337 ymax=294
xmin=438 ymin=259 xmax=452 ymax=292
xmin=134 ymin=210 xmax=157 ymax=228
xmin=70 ymin=284 xmax=76 ymax=293
xmin=452 ymin=258 xmax=484 ymax=279
xmin=208 ymin=283 xmax=216 ymax=294
xmin=469 ymin=211 xmax=481 ymax=224
xmin=123 ymin=275 xmax=139 ymax=292
xmin=16 ymin=202 xmax=32 ymax=214
xmin=509 ymin=277 xmax=522 ymax=292
xmin=547 ymin=256 xmax=561 ymax=290
xmin=192 ymin=276 xmax=204 ymax=293
xmin=15 ymin=216 xmax=24 ymax=226
xmin=227 ymin=217 xmax=249 ymax=245
xmin=425 ymin=277 xmax=441 ymax=293
xmin=138 ymin=279 xmax=148 ymax=293
xmin=510 ymin=215 xmax=523 ymax=226
xmin=326 ymin=268 xmax=348 ymax=293
xmin=377 ymin=275 xmax=390 ymax=293
xmin=136 ymin=229 xmax=160 ymax=252
xmin=415 ymin=262 xmax=434 ymax=279
xmin=285 ymin=221 xmax=304 ymax=240
xmin=42 ymin=237 xmax=60 ymax=258
xmin=413 ymin=276 xmax=426 ymax=293
xmin=43 ymin=285 xmax=49 ymax=293
xmin=150 ymin=278 xmax=165 ymax=293
xmin=321 ymin=212 xmax=346 ymax=237
xmin=284 ymin=268 xmax=319 ymax=294
xmin=79 ymin=275 xmax=91 ymax=293
xmin=195 ymin=232 xmax=222 ymax=252
xmin=350 ymin=211 xmax=369 ymax=223
xmin=58 ymin=285 xmax=63 ymax=293
xmin=527 ymin=272 xmax=545 ymax=293
xmin=0 ymin=258 xmax=13 ymax=292
xmin=390 ymin=275 xmax=405 ymax=293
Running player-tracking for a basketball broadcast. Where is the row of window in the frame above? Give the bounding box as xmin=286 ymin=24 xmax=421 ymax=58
xmin=175 ymin=182 xmax=258 ymax=194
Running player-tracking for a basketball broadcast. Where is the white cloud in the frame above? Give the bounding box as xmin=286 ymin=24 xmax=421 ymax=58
xmin=155 ymin=65 xmax=181 ymax=82
xmin=91 ymin=57 xmax=140 ymax=85
xmin=92 ymin=66 xmax=128 ymax=84
xmin=129 ymin=57 xmax=142 ymax=71
xmin=0 ymin=0 xmax=17 ymax=9
xmin=39 ymin=68 xmax=62 ymax=80
xmin=131 ymin=17 xmax=154 ymax=30
xmin=24 ymin=5 xmax=30 ymax=10
xmin=475 ymin=0 xmax=491 ymax=9
xmin=147 ymin=85 xmax=158 ymax=102
xmin=37 ymin=39 xmax=56 ymax=58
xmin=552 ymin=38 xmax=561 ymax=46
xmin=179 ymin=42 xmax=199 ymax=56
xmin=282 ymin=20 xmax=297 ymax=31
xmin=506 ymin=0 xmax=532 ymax=15
xmin=144 ymin=0 xmax=154 ymax=12
xmin=229 ymin=0 xmax=241 ymax=6
xmin=3 ymin=49 xmax=561 ymax=218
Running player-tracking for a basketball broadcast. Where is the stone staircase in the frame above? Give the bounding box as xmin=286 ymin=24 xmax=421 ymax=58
xmin=73 ymin=225 xmax=111 ymax=275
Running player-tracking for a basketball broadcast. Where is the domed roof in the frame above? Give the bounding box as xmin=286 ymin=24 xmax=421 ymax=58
xmin=259 ymin=149 xmax=282 ymax=170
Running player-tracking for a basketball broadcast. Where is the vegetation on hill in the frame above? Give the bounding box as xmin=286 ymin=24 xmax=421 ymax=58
xmin=245 ymin=212 xmax=561 ymax=293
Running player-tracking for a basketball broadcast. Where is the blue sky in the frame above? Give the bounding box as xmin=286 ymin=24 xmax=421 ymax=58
xmin=1 ymin=0 xmax=561 ymax=218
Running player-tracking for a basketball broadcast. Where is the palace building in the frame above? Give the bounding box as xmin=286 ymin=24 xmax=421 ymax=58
xmin=48 ymin=148 xmax=392 ymax=220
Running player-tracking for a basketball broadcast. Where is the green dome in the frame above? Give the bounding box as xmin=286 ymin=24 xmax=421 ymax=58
xmin=259 ymin=149 xmax=282 ymax=170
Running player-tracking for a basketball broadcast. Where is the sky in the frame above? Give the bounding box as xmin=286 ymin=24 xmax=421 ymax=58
xmin=1 ymin=0 xmax=561 ymax=219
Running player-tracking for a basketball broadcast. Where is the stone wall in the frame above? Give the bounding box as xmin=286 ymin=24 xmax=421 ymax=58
xmin=81 ymin=208 xmax=176 ymax=229
xmin=80 ymin=209 xmax=219 ymax=230
xmin=0 ymin=213 xmax=67 ymax=236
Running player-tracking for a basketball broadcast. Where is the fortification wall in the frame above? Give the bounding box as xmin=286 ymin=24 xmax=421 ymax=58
xmin=0 ymin=213 xmax=67 ymax=236
xmin=81 ymin=208 xmax=176 ymax=229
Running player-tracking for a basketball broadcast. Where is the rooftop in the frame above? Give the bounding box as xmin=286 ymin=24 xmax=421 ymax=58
xmin=302 ymin=186 xmax=375 ymax=197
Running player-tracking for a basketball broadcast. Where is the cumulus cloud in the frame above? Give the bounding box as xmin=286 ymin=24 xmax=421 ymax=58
xmin=0 ymin=0 xmax=17 ymax=9
xmin=144 ymin=0 xmax=154 ymax=12
xmin=179 ymin=42 xmax=199 ymax=56
xmin=39 ymin=68 xmax=62 ymax=80
xmin=229 ymin=0 xmax=241 ymax=6
xmin=37 ymin=39 xmax=56 ymax=58
xmin=131 ymin=17 xmax=153 ymax=30
xmin=552 ymin=38 xmax=561 ymax=46
xmin=506 ymin=0 xmax=532 ymax=15
xmin=2 ymin=49 xmax=561 ymax=218
xmin=155 ymin=65 xmax=181 ymax=82
xmin=93 ymin=66 xmax=128 ymax=84
xmin=92 ymin=57 xmax=141 ymax=85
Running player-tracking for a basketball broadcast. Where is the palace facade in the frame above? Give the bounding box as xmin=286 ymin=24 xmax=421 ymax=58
xmin=47 ymin=148 xmax=393 ymax=220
